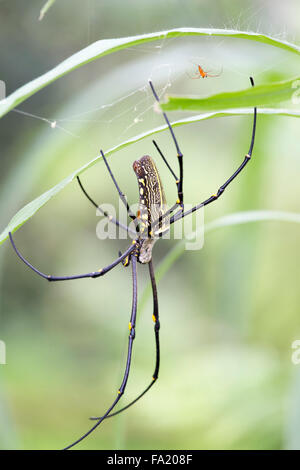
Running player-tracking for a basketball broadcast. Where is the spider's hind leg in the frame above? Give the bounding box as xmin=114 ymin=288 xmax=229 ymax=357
xmin=63 ymin=255 xmax=138 ymax=450
xmin=90 ymin=258 xmax=160 ymax=422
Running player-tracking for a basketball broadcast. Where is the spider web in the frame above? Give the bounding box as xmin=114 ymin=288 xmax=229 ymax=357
xmin=4 ymin=25 xmax=294 ymax=238
xmin=10 ymin=23 xmax=295 ymax=154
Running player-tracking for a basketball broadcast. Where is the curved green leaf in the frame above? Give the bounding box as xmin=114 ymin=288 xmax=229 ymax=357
xmin=161 ymin=77 xmax=300 ymax=112
xmin=159 ymin=209 xmax=300 ymax=273
xmin=39 ymin=0 xmax=56 ymax=20
xmin=1 ymin=108 xmax=300 ymax=246
xmin=158 ymin=210 xmax=299 ymax=281
xmin=0 ymin=27 xmax=300 ymax=119
xmin=139 ymin=210 xmax=300 ymax=310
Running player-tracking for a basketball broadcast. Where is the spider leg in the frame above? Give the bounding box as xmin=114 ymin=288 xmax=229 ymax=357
xmin=170 ymin=77 xmax=257 ymax=225
xmin=206 ymin=73 xmax=221 ymax=78
xmin=9 ymin=231 xmax=136 ymax=282
xmin=149 ymin=80 xmax=184 ymax=209
xmin=186 ymin=71 xmax=200 ymax=80
xmin=90 ymin=258 xmax=160 ymax=421
xmin=205 ymin=65 xmax=223 ymax=78
xmin=150 ymin=137 xmax=188 ymax=232
xmin=100 ymin=150 xmax=137 ymax=225
xmin=118 ymin=249 xmax=131 ymax=267
xmin=151 ymin=202 xmax=180 ymax=238
xmin=152 ymin=139 xmax=181 ymax=230
xmin=77 ymin=176 xmax=136 ymax=235
xmin=152 ymin=140 xmax=178 ymax=182
xmin=63 ymin=255 xmax=138 ymax=450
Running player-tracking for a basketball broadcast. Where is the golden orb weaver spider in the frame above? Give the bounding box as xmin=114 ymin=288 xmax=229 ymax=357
xmin=9 ymin=78 xmax=257 ymax=449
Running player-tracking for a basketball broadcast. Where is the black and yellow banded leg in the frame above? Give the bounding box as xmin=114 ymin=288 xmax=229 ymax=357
xmin=149 ymin=259 xmax=160 ymax=383
xmin=176 ymin=151 xmax=184 ymax=209
xmin=9 ymin=232 xmax=137 ymax=282
xmin=149 ymin=81 xmax=184 ymax=210
xmin=76 ymin=175 xmax=135 ymax=236
xmin=100 ymin=150 xmax=138 ymax=228
xmin=119 ymin=250 xmax=131 ymax=267
xmin=63 ymin=255 xmax=138 ymax=450
xmin=152 ymin=139 xmax=183 ymax=225
xmin=90 ymin=259 xmax=160 ymax=422
xmin=170 ymin=78 xmax=257 ymax=225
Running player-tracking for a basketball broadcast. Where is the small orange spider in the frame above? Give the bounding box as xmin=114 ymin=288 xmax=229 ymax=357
xmin=190 ymin=64 xmax=222 ymax=79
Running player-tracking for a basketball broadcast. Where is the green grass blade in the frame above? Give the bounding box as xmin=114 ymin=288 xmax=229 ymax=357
xmin=164 ymin=209 xmax=300 ymax=274
xmin=0 ymin=28 xmax=300 ymax=119
xmin=139 ymin=210 xmax=300 ymax=309
xmin=1 ymin=108 xmax=300 ymax=246
xmin=161 ymin=76 xmax=300 ymax=112
xmin=39 ymin=0 xmax=56 ymax=20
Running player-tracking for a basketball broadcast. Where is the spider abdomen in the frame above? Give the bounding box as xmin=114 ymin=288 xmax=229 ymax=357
xmin=133 ymin=155 xmax=169 ymax=263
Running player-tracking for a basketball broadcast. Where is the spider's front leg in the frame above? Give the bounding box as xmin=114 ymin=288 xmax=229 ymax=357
xmin=152 ymin=139 xmax=182 ymax=220
xmin=76 ymin=175 xmax=135 ymax=235
xmin=9 ymin=231 xmax=136 ymax=281
xmin=149 ymin=80 xmax=184 ymax=210
xmin=77 ymin=149 xmax=139 ymax=234
xmin=170 ymin=77 xmax=257 ymax=225
xmin=100 ymin=150 xmax=139 ymax=229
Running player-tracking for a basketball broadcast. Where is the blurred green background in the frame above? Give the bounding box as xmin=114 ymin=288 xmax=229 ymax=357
xmin=1 ymin=0 xmax=300 ymax=450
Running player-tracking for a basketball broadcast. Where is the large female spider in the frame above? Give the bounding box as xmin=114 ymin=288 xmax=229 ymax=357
xmin=9 ymin=78 xmax=257 ymax=449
